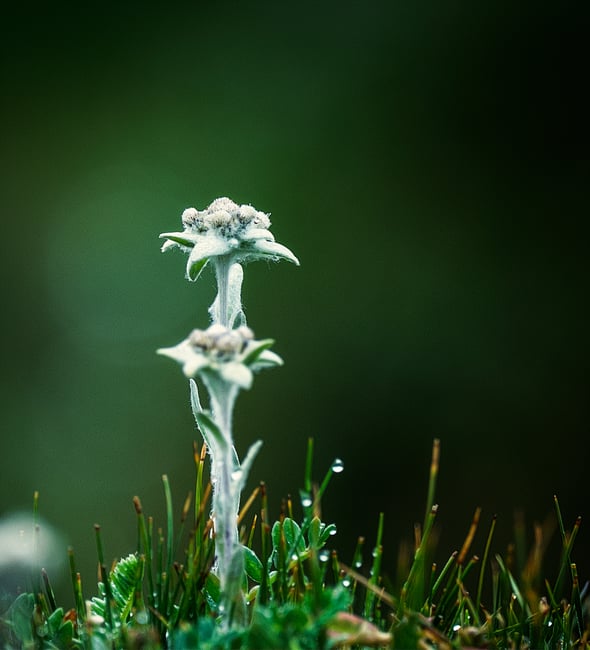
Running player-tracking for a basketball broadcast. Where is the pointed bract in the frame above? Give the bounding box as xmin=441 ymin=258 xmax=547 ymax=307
xmin=249 ymin=239 xmax=300 ymax=265
xmin=219 ymin=362 xmax=253 ymax=389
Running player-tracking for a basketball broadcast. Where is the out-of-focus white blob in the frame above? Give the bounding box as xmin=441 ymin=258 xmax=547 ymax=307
xmin=0 ymin=512 xmax=66 ymax=596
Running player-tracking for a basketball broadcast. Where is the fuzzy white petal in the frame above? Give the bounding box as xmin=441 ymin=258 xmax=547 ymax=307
xmin=185 ymin=235 xmax=232 ymax=280
xmin=157 ymin=340 xmax=209 ymax=377
xmin=159 ymin=231 xmax=200 ymax=248
xmin=182 ymin=356 xmax=209 ymax=377
xmin=250 ymin=239 xmax=300 ymax=265
xmin=219 ymin=362 xmax=253 ymax=389
xmin=241 ymin=228 xmax=275 ymax=242
xmin=250 ymin=349 xmax=284 ymax=371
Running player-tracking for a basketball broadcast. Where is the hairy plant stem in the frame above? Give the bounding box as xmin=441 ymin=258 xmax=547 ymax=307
xmin=202 ymin=373 xmax=244 ymax=624
xmin=214 ymin=255 xmax=232 ymax=328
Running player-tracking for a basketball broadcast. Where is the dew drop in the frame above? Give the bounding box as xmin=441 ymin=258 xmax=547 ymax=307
xmin=329 ymin=526 xmax=337 ymax=536
xmin=331 ymin=458 xmax=344 ymax=473
xmin=300 ymin=490 xmax=313 ymax=508
xmin=354 ymin=560 xmax=363 ymax=569
xmin=135 ymin=610 xmax=149 ymax=625
xmin=319 ymin=550 xmax=330 ymax=562
xmin=342 ymin=578 xmax=352 ymax=588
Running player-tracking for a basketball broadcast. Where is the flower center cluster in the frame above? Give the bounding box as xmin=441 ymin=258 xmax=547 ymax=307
xmin=188 ymin=324 xmax=254 ymax=360
xmin=181 ymin=197 xmax=271 ymax=239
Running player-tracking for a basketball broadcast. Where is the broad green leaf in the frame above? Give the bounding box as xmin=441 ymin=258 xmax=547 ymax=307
xmin=243 ymin=545 xmax=263 ymax=583
xmin=272 ymin=518 xmax=305 ymax=559
xmin=204 ymin=573 xmax=221 ymax=607
xmin=47 ymin=608 xmax=64 ymax=636
xmin=308 ymin=517 xmax=322 ymax=548
xmin=5 ymin=593 xmax=35 ymax=644
xmin=56 ymin=619 xmax=74 ymax=646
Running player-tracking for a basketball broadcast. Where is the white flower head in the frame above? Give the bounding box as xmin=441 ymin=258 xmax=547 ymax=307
xmin=157 ymin=324 xmax=282 ymax=389
xmin=160 ymin=197 xmax=299 ymax=281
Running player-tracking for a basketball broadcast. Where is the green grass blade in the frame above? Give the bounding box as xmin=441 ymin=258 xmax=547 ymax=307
xmin=400 ymin=505 xmax=438 ymax=612
xmin=423 ymin=439 xmax=440 ymax=531
xmin=364 ymin=512 xmax=384 ymax=621
xmin=476 ymin=514 xmax=497 ymax=612
xmin=67 ymin=547 xmax=86 ymax=623
xmin=553 ymin=513 xmax=581 ymax=599
xmin=133 ymin=496 xmax=155 ymax=612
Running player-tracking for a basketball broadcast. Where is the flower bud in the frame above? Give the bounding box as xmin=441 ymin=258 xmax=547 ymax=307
xmin=236 ymin=325 xmax=254 ymax=342
xmin=206 ymin=323 xmax=230 ymax=340
xmin=252 ymin=211 xmax=271 ymax=229
xmin=189 ymin=329 xmax=212 ymax=349
xmin=215 ymin=331 xmax=243 ymax=356
xmin=206 ymin=210 xmax=232 ymax=230
xmin=182 ymin=207 xmax=205 ymax=231
xmin=207 ymin=197 xmax=239 ymax=214
xmin=237 ymin=204 xmax=257 ymax=221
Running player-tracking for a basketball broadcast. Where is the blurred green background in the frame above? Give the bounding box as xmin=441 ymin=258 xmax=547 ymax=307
xmin=1 ymin=1 xmax=588 ymax=602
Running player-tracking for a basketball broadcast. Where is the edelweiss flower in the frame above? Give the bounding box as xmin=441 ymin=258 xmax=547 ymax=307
xmin=160 ymin=197 xmax=299 ymax=281
xmin=157 ymin=323 xmax=282 ymax=389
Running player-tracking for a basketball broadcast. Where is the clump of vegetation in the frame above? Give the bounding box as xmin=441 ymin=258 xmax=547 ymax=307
xmin=0 ymin=199 xmax=587 ymax=648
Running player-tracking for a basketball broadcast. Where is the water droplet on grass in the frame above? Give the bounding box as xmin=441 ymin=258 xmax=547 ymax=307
xmin=300 ymin=490 xmax=312 ymax=508
xmin=331 ymin=458 xmax=344 ymax=473
xmin=135 ymin=611 xmax=149 ymax=625
xmin=319 ymin=550 xmax=330 ymax=562
xmin=342 ymin=578 xmax=351 ymax=587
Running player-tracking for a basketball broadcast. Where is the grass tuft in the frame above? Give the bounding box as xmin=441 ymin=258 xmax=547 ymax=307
xmin=0 ymin=439 xmax=587 ymax=649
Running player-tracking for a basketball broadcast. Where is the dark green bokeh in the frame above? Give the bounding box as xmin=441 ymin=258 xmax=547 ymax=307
xmin=1 ymin=2 xmax=587 ymax=602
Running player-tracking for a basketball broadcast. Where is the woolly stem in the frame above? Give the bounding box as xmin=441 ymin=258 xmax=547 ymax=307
xmin=214 ymin=255 xmax=232 ymax=328
xmin=202 ymin=373 xmax=244 ymax=625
